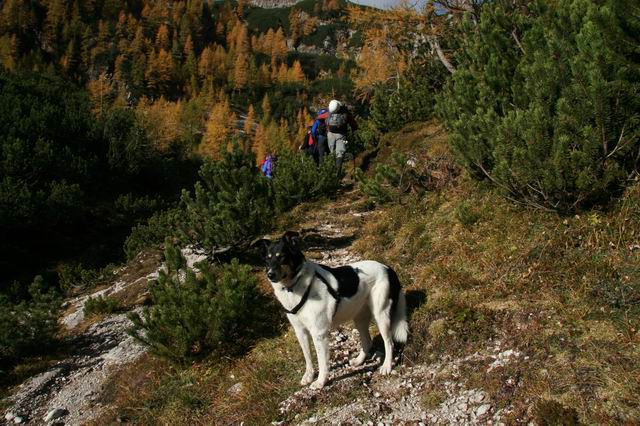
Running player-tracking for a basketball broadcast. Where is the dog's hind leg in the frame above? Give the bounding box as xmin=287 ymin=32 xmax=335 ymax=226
xmin=371 ymin=288 xmax=394 ymax=375
xmin=310 ymin=332 xmax=330 ymax=389
xmin=350 ymin=308 xmax=372 ymax=367
xmin=292 ymin=323 xmax=315 ymax=386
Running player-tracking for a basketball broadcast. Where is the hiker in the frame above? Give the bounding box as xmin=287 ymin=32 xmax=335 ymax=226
xmin=327 ymin=99 xmax=357 ymax=175
xmin=260 ymin=153 xmax=275 ymax=179
xmin=311 ymin=108 xmax=329 ymax=164
xmin=299 ymin=126 xmax=318 ymax=164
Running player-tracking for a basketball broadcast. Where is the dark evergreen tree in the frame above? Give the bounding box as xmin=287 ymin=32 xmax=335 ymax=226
xmin=438 ymin=0 xmax=640 ymax=211
xmin=179 ymin=144 xmax=272 ymax=252
xmin=271 ymin=151 xmax=339 ymax=213
xmin=0 ymin=276 xmax=61 ymax=362
xmin=370 ymin=60 xmax=447 ymax=133
xmin=128 ymin=242 xmax=262 ymax=362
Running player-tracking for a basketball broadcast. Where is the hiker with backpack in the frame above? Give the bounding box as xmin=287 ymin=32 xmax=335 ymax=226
xmin=260 ymin=153 xmax=275 ymax=179
xmin=299 ymin=126 xmax=318 ymax=164
xmin=311 ymin=108 xmax=329 ymax=164
xmin=327 ymin=99 xmax=358 ymax=176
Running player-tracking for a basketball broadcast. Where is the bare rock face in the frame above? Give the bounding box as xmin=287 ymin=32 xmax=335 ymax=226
xmin=250 ymin=0 xmax=300 ymax=8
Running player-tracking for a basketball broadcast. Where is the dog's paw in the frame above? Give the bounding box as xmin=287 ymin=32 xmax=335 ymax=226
xmin=349 ymin=351 xmax=367 ymax=367
xmin=378 ymin=364 xmax=392 ymax=375
xmin=310 ymin=378 xmax=326 ymax=390
xmin=300 ymin=372 xmax=314 ymax=386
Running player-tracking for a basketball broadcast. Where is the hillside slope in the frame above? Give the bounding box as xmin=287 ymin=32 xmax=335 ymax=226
xmin=3 ymin=122 xmax=638 ymax=425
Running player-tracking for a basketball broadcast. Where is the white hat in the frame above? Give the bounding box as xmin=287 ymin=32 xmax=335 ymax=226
xmin=329 ymin=99 xmax=340 ymax=113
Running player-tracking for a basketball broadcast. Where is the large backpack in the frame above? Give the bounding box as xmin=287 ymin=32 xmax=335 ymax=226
xmin=314 ymin=109 xmax=329 ymax=137
xmin=315 ymin=118 xmax=327 ymax=136
xmin=327 ymin=109 xmax=348 ymax=133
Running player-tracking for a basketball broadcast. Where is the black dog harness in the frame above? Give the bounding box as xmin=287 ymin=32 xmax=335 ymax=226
xmin=282 ymin=271 xmax=340 ymax=315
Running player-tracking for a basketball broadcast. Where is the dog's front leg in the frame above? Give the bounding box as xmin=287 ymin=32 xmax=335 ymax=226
xmin=291 ymin=323 xmax=314 ymax=386
xmin=310 ymin=332 xmax=330 ymax=389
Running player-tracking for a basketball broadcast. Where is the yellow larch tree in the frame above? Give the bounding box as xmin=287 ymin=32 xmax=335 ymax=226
xmin=86 ymin=71 xmax=115 ymax=116
xmin=288 ymin=8 xmax=301 ymax=44
xmin=235 ymin=23 xmax=250 ymax=55
xmin=271 ymin=27 xmax=288 ymax=63
xmin=257 ymin=63 xmax=271 ymax=87
xmin=290 ymin=60 xmax=305 ymax=83
xmin=136 ymin=97 xmax=182 ymax=152
xmin=200 ymin=96 xmax=238 ymax=159
xmin=261 ymin=93 xmax=272 ymax=123
xmin=198 ymin=46 xmax=213 ymax=78
xmin=244 ymin=104 xmax=256 ymax=136
xmin=233 ymin=52 xmax=249 ymax=90
xmin=277 ymin=62 xmax=289 ymax=84
xmin=263 ymin=28 xmax=275 ymax=54
xmin=252 ymin=122 xmax=268 ymax=163
xmin=155 ymin=24 xmax=170 ymax=51
xmin=303 ymin=17 xmax=318 ymax=36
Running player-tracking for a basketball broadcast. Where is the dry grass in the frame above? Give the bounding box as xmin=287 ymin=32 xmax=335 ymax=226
xmin=352 ymin=124 xmax=640 ymax=423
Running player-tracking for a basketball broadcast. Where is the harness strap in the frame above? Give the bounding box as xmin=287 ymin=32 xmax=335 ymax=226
xmin=315 ymin=272 xmax=340 ymax=301
xmin=282 ymin=272 xmax=341 ymax=316
xmin=283 ymin=279 xmax=313 ymax=315
xmin=316 ymin=271 xmax=341 ymax=318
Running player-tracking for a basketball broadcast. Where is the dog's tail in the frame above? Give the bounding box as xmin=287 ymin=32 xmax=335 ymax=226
xmin=392 ymin=291 xmax=409 ymax=343
xmin=387 ymin=267 xmax=409 ymax=344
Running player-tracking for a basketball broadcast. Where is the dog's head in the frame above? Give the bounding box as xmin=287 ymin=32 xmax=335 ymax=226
xmin=253 ymin=231 xmax=305 ymax=285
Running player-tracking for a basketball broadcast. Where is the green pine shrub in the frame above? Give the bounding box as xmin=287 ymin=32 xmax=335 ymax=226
xmin=355 ymin=152 xmax=413 ymax=204
xmin=124 ymin=207 xmax=183 ymax=260
xmin=455 ymin=201 xmax=481 ymax=226
xmin=0 ymin=276 xmax=61 ymax=362
xmin=370 ymin=61 xmax=447 ymax=134
xmin=179 ymin=146 xmax=273 ymax=252
xmin=58 ymin=263 xmax=100 ymax=294
xmin=438 ymin=0 xmax=640 ymax=212
xmin=271 ymin=151 xmax=339 ymax=213
xmin=83 ymin=295 xmax=121 ymax=317
xmin=128 ymin=242 xmax=263 ymax=363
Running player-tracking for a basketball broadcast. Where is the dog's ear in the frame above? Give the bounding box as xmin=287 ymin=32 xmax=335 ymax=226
xmin=282 ymin=230 xmax=301 ymax=250
xmin=251 ymin=238 xmax=271 ymax=258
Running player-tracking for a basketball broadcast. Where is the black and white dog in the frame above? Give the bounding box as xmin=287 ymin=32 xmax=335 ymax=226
xmin=254 ymin=231 xmax=409 ymax=389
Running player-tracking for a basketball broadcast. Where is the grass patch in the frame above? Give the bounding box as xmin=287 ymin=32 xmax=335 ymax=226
xmin=93 ymin=331 xmax=303 ymax=425
xmin=421 ymin=388 xmax=446 ymax=410
xmin=351 ymin=123 xmax=640 ymax=423
xmin=83 ymin=295 xmax=121 ymax=317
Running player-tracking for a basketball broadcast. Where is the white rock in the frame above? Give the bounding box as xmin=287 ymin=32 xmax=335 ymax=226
xmin=45 ymin=408 xmax=69 ymax=422
xmin=5 ymin=413 xmax=15 ymax=421
xmin=13 ymin=417 xmax=24 ymax=424
xmin=471 ymin=392 xmax=485 ymax=403
xmin=308 ymin=416 xmax=318 ymax=423
xmin=476 ymin=404 xmax=492 ymax=417
xmin=227 ymin=382 xmax=243 ymax=396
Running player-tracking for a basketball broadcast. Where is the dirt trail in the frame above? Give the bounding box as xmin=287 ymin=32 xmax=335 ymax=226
xmin=275 ymin=188 xmax=519 ymax=425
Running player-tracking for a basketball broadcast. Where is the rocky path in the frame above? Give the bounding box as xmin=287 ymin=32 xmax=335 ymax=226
xmin=2 ymin=250 xmax=206 ymax=426
xmin=274 ymin=189 xmax=519 ymax=425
